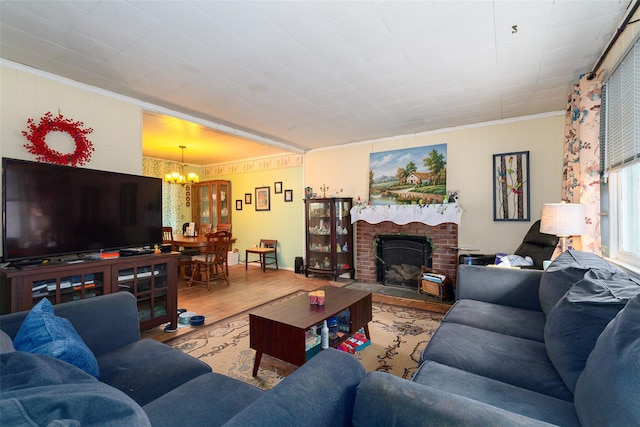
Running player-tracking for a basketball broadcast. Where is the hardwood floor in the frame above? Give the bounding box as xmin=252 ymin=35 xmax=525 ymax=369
xmin=143 ymin=264 xmax=450 ymax=342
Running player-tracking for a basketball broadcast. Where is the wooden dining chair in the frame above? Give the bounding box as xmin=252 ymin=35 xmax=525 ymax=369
xmin=162 ymin=226 xmax=194 ymax=280
xmin=199 ymin=223 xmax=213 ymax=236
xmin=216 ymin=223 xmax=232 ymax=233
xmin=162 ymin=226 xmax=174 ymax=245
xmin=188 ymin=231 xmax=231 ymax=290
xmin=245 ymin=239 xmax=278 ymax=272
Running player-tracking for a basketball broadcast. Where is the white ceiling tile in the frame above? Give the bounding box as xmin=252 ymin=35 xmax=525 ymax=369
xmin=1 ymin=3 xmax=69 ymax=43
xmin=372 ymin=1 xmax=438 ymax=31
xmin=90 ymin=1 xmax=161 ymax=37
xmin=0 ymin=0 xmax=629 ymax=160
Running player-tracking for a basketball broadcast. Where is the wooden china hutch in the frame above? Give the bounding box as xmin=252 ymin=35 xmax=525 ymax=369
xmin=304 ymin=197 xmax=354 ymax=280
xmin=191 ymin=180 xmax=232 ymax=230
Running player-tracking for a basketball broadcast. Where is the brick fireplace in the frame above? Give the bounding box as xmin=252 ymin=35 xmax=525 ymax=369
xmin=355 ymin=221 xmax=459 ymax=285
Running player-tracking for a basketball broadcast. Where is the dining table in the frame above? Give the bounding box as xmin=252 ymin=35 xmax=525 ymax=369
xmin=172 ymin=234 xmax=237 ymax=276
xmin=172 ymin=234 xmax=237 ymax=250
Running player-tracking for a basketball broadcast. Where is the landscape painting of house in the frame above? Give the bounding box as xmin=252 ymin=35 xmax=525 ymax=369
xmin=369 ymin=144 xmax=447 ymax=205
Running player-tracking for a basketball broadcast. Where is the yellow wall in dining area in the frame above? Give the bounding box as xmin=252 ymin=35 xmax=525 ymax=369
xmin=210 ymin=165 xmax=304 ymax=270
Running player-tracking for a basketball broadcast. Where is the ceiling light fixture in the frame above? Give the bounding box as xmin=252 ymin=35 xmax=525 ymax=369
xmin=165 ymin=145 xmax=199 ymax=185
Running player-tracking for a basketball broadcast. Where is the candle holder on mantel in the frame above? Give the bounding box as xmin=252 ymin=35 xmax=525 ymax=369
xmin=320 ymin=184 xmax=329 ymax=197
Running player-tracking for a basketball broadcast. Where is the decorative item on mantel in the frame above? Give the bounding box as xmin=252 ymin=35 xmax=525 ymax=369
xmin=350 ymin=203 xmax=463 ymax=226
xmin=320 ymin=184 xmax=329 ymax=197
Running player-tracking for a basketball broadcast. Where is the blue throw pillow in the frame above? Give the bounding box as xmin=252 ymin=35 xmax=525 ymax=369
xmin=13 ymin=298 xmax=99 ymax=378
xmin=539 ymin=250 xmax=619 ymax=316
xmin=544 ymin=270 xmax=640 ymax=393
xmin=574 ymin=293 xmax=640 ymax=425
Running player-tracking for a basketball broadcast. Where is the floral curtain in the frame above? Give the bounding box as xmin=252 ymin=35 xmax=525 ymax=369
xmin=142 ymin=157 xmax=186 ymax=232
xmin=562 ymin=71 xmax=603 ymax=255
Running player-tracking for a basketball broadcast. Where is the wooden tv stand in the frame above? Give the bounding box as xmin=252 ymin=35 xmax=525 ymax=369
xmin=0 ymin=252 xmax=178 ymax=331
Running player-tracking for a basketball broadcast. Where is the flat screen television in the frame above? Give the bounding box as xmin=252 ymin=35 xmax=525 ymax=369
xmin=2 ymin=158 xmax=162 ymax=263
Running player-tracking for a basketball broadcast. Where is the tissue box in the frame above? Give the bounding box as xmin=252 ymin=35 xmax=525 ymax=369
xmin=227 ymin=251 xmax=239 ymax=266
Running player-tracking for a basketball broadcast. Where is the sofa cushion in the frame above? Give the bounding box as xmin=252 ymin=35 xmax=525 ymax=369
xmin=443 ymin=299 xmax=546 ymax=342
xmin=225 ymin=348 xmax=365 ymax=427
xmin=143 ymin=372 xmax=263 ymax=426
xmin=413 ymin=360 xmax=581 ymax=426
xmin=1 ymin=351 xmax=150 ymax=426
xmin=353 ymin=371 xmax=555 ymax=427
xmin=539 ymin=250 xmax=618 ymax=316
xmin=0 ymin=330 xmax=15 ymax=354
xmin=574 ymin=293 xmax=640 ymax=426
xmin=12 ymin=298 xmax=99 ymax=378
xmin=545 ymin=271 xmax=640 ymax=393
xmin=421 ymin=322 xmax=573 ymax=401
xmin=96 ymin=338 xmax=212 ymax=406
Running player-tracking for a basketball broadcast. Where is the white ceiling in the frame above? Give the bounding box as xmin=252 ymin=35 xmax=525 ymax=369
xmin=0 ymin=1 xmax=632 ymax=164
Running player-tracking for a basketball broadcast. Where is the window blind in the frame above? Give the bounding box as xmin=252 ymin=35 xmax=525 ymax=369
xmin=604 ymin=37 xmax=640 ymax=171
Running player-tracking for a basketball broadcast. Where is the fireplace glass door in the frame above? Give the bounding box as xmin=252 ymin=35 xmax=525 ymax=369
xmin=304 ymin=197 xmax=354 ymax=280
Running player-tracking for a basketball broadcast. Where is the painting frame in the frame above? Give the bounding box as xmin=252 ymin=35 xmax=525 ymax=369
xmin=274 ymin=181 xmax=283 ymax=194
xmin=255 ymin=186 xmax=270 ymax=211
xmin=368 ymin=144 xmax=448 ymax=205
xmin=493 ymin=150 xmax=530 ymax=221
xmin=244 ymin=193 xmax=252 ymax=204
xmin=284 ymin=189 xmax=293 ymax=202
xmin=236 ymin=200 xmax=242 ymax=210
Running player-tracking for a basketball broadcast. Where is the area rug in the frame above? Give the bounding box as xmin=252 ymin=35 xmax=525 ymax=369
xmin=167 ymin=297 xmax=443 ymax=390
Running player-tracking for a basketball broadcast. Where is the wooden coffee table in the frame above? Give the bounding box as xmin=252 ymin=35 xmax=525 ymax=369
xmin=249 ymin=286 xmax=372 ymax=376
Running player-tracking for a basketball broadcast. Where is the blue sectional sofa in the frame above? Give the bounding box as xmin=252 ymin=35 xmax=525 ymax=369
xmin=352 ymin=250 xmax=640 ymax=426
xmin=0 ymin=292 xmax=365 ymax=426
xmin=3 ymin=250 xmax=639 ymax=426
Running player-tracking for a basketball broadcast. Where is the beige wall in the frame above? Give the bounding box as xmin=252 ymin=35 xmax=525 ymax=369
xmin=0 ymin=62 xmax=566 ymax=268
xmin=211 ymin=165 xmax=304 ymax=270
xmin=1 ymin=63 xmax=142 ymax=174
xmin=304 ymin=114 xmax=565 ymax=257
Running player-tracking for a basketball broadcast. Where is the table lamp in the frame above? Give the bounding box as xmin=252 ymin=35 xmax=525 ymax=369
xmin=540 ymin=202 xmax=586 ymax=253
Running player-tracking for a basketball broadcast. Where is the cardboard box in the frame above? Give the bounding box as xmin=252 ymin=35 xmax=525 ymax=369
xmin=227 ymin=251 xmax=239 ymax=266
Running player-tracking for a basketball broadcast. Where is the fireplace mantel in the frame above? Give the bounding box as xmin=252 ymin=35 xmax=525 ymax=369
xmin=350 ymin=203 xmax=462 ymax=226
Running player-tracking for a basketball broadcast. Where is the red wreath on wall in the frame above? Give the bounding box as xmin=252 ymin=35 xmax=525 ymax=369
xmin=22 ymin=112 xmax=94 ymax=166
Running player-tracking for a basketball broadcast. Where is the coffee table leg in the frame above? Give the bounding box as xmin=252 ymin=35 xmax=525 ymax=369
xmin=252 ymin=351 xmax=263 ymax=376
xmin=363 ymin=323 xmax=371 ymax=340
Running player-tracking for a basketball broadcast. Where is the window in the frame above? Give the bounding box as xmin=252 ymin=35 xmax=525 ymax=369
xmin=601 ymin=37 xmax=640 ymax=271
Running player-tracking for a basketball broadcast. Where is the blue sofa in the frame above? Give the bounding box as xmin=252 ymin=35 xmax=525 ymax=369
xmin=352 ymin=250 xmax=640 ymax=426
xmin=1 ymin=292 xmax=365 ymax=426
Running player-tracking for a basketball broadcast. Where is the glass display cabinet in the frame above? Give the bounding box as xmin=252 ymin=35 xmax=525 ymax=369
xmin=304 ymin=197 xmax=354 ymax=280
xmin=192 ymin=180 xmax=231 ymax=230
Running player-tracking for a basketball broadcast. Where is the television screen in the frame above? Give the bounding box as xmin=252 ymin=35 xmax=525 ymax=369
xmin=2 ymin=158 xmax=162 ymax=262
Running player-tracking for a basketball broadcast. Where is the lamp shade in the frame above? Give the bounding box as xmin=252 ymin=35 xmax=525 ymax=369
xmin=539 ymin=203 xmax=586 ymax=237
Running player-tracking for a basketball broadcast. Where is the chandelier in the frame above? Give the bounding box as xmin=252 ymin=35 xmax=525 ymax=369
xmin=165 ymin=145 xmax=199 ymax=185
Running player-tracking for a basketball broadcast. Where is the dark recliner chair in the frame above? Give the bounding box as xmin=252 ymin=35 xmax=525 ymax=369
xmin=513 ymin=219 xmax=559 ymax=269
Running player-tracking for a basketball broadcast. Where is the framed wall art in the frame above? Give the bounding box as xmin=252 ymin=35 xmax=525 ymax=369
xmin=244 ymin=193 xmax=252 ymax=204
xmin=368 ymin=143 xmax=448 ymax=205
xmin=255 ymin=186 xmax=270 ymax=211
xmin=274 ymin=181 xmax=283 ymax=194
xmin=493 ymin=150 xmax=530 ymax=221
xmin=284 ymin=189 xmax=293 ymax=202
xmin=236 ymin=200 xmax=242 ymax=210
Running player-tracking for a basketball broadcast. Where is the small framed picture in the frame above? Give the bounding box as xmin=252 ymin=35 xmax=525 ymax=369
xmin=284 ymin=189 xmax=293 ymax=202
xmin=255 ymin=186 xmax=270 ymax=211
xmin=274 ymin=181 xmax=283 ymax=194
xmin=236 ymin=200 xmax=242 ymax=210
xmin=244 ymin=193 xmax=252 ymax=204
